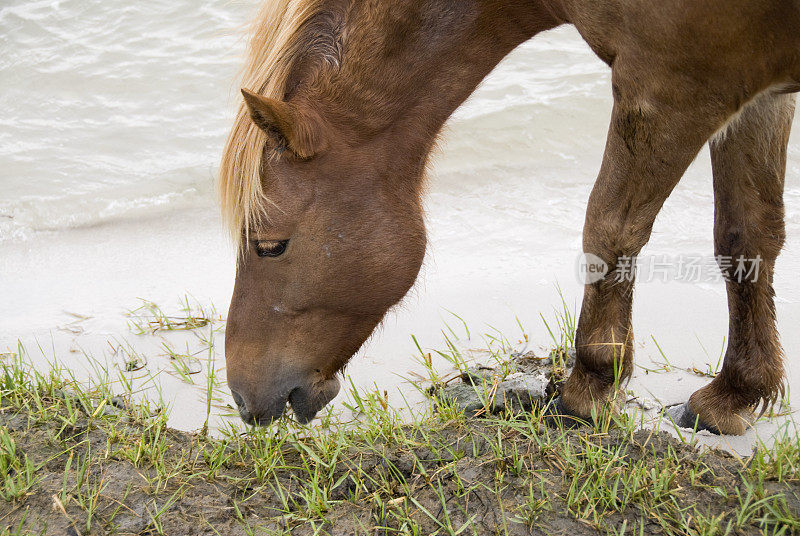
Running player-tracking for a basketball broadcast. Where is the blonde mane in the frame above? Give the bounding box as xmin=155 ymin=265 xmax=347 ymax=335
xmin=219 ymin=0 xmax=329 ymax=242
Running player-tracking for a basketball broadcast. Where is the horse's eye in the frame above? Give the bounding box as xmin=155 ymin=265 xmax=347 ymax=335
xmin=254 ymin=240 xmax=289 ymax=258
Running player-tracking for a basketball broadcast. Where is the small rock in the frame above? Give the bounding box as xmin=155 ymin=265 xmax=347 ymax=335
xmin=492 ymin=371 xmax=549 ymax=413
xmin=437 ymin=370 xmax=550 ymax=417
xmin=437 ymin=383 xmax=489 ymax=416
xmin=460 ymin=366 xmax=495 ymax=386
xmin=515 ymin=349 xmax=575 ymax=374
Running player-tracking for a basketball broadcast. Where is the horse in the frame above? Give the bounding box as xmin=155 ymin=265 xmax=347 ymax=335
xmin=219 ymin=0 xmax=800 ymax=435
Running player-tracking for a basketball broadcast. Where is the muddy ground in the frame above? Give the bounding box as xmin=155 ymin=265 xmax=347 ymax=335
xmin=1 ymin=390 xmax=799 ymax=536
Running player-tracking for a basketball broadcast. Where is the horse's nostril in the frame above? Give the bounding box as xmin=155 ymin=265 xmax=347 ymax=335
xmin=231 ymin=390 xmax=246 ymax=409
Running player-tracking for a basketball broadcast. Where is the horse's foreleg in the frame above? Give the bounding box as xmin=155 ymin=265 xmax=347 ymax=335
xmin=559 ymin=90 xmax=715 ymax=422
xmin=680 ymin=92 xmax=796 ymax=435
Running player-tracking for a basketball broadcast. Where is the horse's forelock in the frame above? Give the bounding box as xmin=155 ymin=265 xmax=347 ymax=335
xmin=219 ymin=0 xmax=344 ymax=247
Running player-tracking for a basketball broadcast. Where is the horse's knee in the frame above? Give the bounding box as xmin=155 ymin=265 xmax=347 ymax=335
xmin=583 ymin=210 xmax=654 ymax=268
xmin=714 ymin=218 xmax=784 ymax=262
xmin=714 ymin=227 xmax=744 ymax=259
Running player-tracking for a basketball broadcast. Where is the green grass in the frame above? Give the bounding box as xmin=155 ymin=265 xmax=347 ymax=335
xmin=0 ymin=427 xmax=37 ymax=502
xmin=126 ymin=295 xmax=219 ymax=335
xmin=0 ymin=309 xmax=798 ymax=535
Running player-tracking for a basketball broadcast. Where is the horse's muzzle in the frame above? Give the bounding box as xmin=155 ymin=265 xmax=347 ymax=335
xmin=230 ymin=376 xmax=341 ymax=425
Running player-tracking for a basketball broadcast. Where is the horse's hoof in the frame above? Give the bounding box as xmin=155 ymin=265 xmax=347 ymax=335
xmin=666 ymin=402 xmax=722 ymax=435
xmin=543 ymin=397 xmax=591 ymax=430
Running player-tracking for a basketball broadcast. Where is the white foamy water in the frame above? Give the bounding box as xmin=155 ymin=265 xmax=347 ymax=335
xmin=2 ymin=1 xmax=800 ymax=453
xmin=0 ymin=0 xmax=250 ymax=239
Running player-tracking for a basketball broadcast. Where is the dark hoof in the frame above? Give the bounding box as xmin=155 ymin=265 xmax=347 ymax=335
xmin=543 ymin=397 xmax=591 ymax=430
xmin=665 ymin=402 xmax=721 ymax=435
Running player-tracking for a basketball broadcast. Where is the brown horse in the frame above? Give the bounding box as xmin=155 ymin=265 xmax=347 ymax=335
xmin=220 ymin=0 xmax=800 ymax=434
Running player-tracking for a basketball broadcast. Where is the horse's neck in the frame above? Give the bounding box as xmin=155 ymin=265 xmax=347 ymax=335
xmin=323 ymin=0 xmax=567 ymax=159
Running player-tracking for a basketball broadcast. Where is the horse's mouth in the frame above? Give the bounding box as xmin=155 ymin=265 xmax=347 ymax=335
xmin=288 ymin=376 xmax=341 ymax=424
xmin=231 ymin=376 xmax=341 ymax=426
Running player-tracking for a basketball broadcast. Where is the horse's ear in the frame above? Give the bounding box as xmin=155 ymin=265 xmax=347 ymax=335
xmin=241 ymin=88 xmax=324 ymax=158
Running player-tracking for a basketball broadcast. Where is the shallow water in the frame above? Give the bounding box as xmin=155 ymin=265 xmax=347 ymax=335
xmin=0 ymin=0 xmax=247 ymax=239
xmin=2 ymin=1 xmax=800 ymax=453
